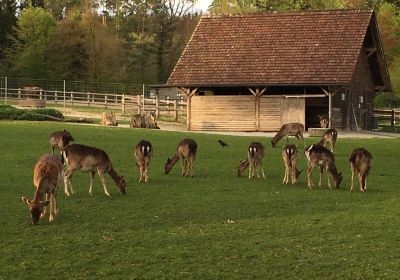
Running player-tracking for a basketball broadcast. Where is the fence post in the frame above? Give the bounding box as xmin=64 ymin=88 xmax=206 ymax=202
xmin=55 ymin=90 xmax=58 ymax=103
xmin=105 ymin=95 xmax=108 ymax=109
xmin=18 ymin=88 xmax=21 ymax=99
xmin=166 ymin=96 xmax=170 ymax=115
xmin=39 ymin=90 xmax=43 ymax=100
xmin=155 ymin=95 xmax=160 ymax=118
xmin=391 ymin=109 xmax=395 ymax=131
xmin=174 ymin=100 xmax=178 ymax=121
xmin=87 ymin=93 xmax=90 ymax=106
xmin=4 ymin=76 xmax=7 ymax=105
xmin=137 ymin=95 xmax=141 ymax=114
xmin=63 ymin=80 xmax=66 ymax=115
xmin=121 ymin=94 xmax=126 ymax=116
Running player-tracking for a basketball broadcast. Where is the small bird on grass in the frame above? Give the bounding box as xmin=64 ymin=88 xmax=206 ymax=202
xmin=218 ymin=140 xmax=229 ymax=147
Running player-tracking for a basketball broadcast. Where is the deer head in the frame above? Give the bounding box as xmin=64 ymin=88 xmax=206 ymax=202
xmin=116 ymin=176 xmax=126 ymax=194
xmin=335 ymin=172 xmax=343 ymax=188
xmin=165 ymin=157 xmax=173 ymax=174
xmin=237 ymin=159 xmax=249 ymax=177
xmin=21 ymin=197 xmax=50 ymax=225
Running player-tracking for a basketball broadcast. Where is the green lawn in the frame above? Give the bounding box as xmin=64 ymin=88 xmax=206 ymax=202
xmin=0 ymin=121 xmax=399 ymax=279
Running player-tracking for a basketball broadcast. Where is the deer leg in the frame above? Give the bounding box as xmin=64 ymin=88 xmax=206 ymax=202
xmin=97 ymin=170 xmax=110 ymax=196
xmin=51 ymin=146 xmax=55 ymax=154
xmin=41 ymin=193 xmax=49 ymax=218
xmin=139 ymin=164 xmax=143 ymax=183
xmin=49 ymin=193 xmax=54 ymax=222
xmin=307 ymin=164 xmax=315 ymax=189
xmin=248 ymin=162 xmax=253 ymax=179
xmin=319 ymin=166 xmax=324 ymax=187
xmin=260 ymin=162 xmax=265 ymax=179
xmin=89 ymin=171 xmax=96 ymax=195
xmin=350 ymin=165 xmax=355 ymax=192
xmin=188 ymin=159 xmax=195 ymax=178
xmin=181 ymin=159 xmax=186 ymax=176
xmin=358 ymin=173 xmax=364 ymax=192
xmin=53 ymin=189 xmax=58 ymax=216
xmin=63 ymin=167 xmax=76 ymax=196
xmin=291 ymin=165 xmax=296 ymax=184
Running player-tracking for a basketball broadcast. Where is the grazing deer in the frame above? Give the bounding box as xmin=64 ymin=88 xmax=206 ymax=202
xmin=319 ymin=128 xmax=338 ymax=153
xmin=165 ymin=139 xmax=197 ymax=177
xmin=281 ymin=144 xmax=302 ymax=184
xmin=271 ymin=123 xmax=305 ymax=148
xmin=49 ymin=129 xmax=74 ymax=154
xmin=349 ymin=148 xmax=373 ymax=193
xmin=63 ymin=144 xmax=126 ymax=196
xmin=100 ymin=112 xmax=118 ymax=126
xmin=247 ymin=142 xmax=266 ymax=179
xmin=134 ymin=140 xmax=153 ymax=183
xmin=318 ymin=115 xmax=329 ymax=128
xmin=130 ymin=112 xmax=160 ymax=129
xmin=21 ymin=154 xmax=63 ymax=225
xmin=304 ymin=144 xmax=343 ymax=189
xmin=237 ymin=159 xmax=250 ymax=177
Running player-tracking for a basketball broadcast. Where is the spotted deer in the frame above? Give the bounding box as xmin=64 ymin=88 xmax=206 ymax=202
xmin=247 ymin=142 xmax=266 ymax=179
xmin=281 ymin=144 xmax=302 ymax=184
xmin=21 ymin=154 xmax=63 ymax=225
xmin=49 ymin=129 xmax=74 ymax=154
xmin=271 ymin=123 xmax=305 ymax=148
xmin=63 ymin=144 xmax=126 ymax=196
xmin=319 ymin=128 xmax=338 ymax=153
xmin=134 ymin=140 xmax=153 ymax=183
xmin=165 ymin=139 xmax=197 ymax=177
xmin=349 ymin=148 xmax=373 ymax=192
xmin=304 ymin=144 xmax=343 ymax=189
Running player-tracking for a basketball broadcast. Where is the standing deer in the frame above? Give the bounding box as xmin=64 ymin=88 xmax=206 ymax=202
xmin=319 ymin=128 xmax=338 ymax=153
xmin=281 ymin=144 xmax=302 ymax=184
xmin=349 ymin=148 xmax=373 ymax=193
xmin=318 ymin=115 xmax=329 ymax=128
xmin=21 ymin=154 xmax=63 ymax=225
xmin=271 ymin=123 xmax=305 ymax=148
xmin=49 ymin=129 xmax=74 ymax=154
xmin=247 ymin=142 xmax=266 ymax=179
xmin=304 ymin=144 xmax=343 ymax=189
xmin=134 ymin=140 xmax=153 ymax=183
xmin=63 ymin=144 xmax=126 ymax=196
xmin=165 ymin=139 xmax=197 ymax=177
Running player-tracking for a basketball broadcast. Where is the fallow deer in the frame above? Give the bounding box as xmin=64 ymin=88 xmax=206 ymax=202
xmin=318 ymin=115 xmax=329 ymax=128
xmin=271 ymin=123 xmax=305 ymax=148
xmin=304 ymin=144 xmax=343 ymax=190
xmin=165 ymin=139 xmax=197 ymax=177
xmin=134 ymin=140 xmax=153 ymax=183
xmin=281 ymin=144 xmax=302 ymax=184
xmin=49 ymin=129 xmax=74 ymax=154
xmin=63 ymin=144 xmax=126 ymax=196
xmin=22 ymin=154 xmax=63 ymax=225
xmin=247 ymin=142 xmax=266 ymax=179
xmin=130 ymin=112 xmax=160 ymax=129
xmin=237 ymin=159 xmax=249 ymax=177
xmin=349 ymin=148 xmax=373 ymax=193
xmin=319 ymin=128 xmax=338 ymax=153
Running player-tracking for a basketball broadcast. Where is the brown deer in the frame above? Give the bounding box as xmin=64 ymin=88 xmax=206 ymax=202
xmin=63 ymin=144 xmax=126 ymax=196
xmin=318 ymin=115 xmax=329 ymax=128
xmin=49 ymin=129 xmax=74 ymax=154
xmin=165 ymin=139 xmax=197 ymax=177
xmin=271 ymin=123 xmax=305 ymax=148
xmin=281 ymin=144 xmax=302 ymax=184
xmin=130 ymin=112 xmax=160 ymax=129
xmin=22 ymin=154 xmax=63 ymax=225
xmin=247 ymin=142 xmax=266 ymax=179
xmin=237 ymin=159 xmax=250 ymax=177
xmin=134 ymin=140 xmax=153 ymax=183
xmin=319 ymin=128 xmax=338 ymax=153
xmin=304 ymin=144 xmax=343 ymax=189
xmin=349 ymin=148 xmax=373 ymax=193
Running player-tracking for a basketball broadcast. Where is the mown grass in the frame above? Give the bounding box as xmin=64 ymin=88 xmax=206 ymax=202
xmin=0 ymin=121 xmax=399 ymax=279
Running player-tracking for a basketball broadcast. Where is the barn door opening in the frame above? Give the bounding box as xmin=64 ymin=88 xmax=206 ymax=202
xmin=305 ymin=97 xmax=328 ymax=130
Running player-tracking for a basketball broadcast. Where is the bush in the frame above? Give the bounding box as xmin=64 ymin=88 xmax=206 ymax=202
xmin=0 ymin=105 xmax=64 ymax=121
xmin=373 ymin=92 xmax=400 ymax=108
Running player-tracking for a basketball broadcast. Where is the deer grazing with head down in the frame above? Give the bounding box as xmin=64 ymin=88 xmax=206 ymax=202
xmin=22 ymin=154 xmax=63 ymax=225
xmin=62 ymin=144 xmax=126 ymax=196
xmin=130 ymin=112 xmax=160 ymax=129
xmin=281 ymin=144 xmax=302 ymax=184
xmin=319 ymin=128 xmax=338 ymax=153
xmin=238 ymin=142 xmax=265 ymax=179
xmin=165 ymin=139 xmax=197 ymax=177
xmin=349 ymin=148 xmax=373 ymax=193
xmin=304 ymin=144 xmax=343 ymax=190
xmin=271 ymin=123 xmax=305 ymax=148
xmin=49 ymin=129 xmax=74 ymax=154
xmin=134 ymin=140 xmax=153 ymax=183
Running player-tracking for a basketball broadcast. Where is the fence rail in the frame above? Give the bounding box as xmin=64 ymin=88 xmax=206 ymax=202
xmin=373 ymin=108 xmax=400 ymax=130
xmin=0 ymin=85 xmax=187 ymax=121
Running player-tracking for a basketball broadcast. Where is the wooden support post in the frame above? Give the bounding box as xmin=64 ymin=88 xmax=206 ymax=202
xmin=137 ymin=95 xmax=141 ymax=114
xmin=121 ymin=94 xmax=126 ymax=116
xmin=248 ymin=87 xmax=267 ymax=131
xmin=155 ymin=94 xmax=160 ymax=118
xmin=180 ymin=87 xmax=198 ymax=130
xmin=328 ymin=93 xmax=332 ymax=128
xmin=391 ymin=109 xmax=395 ymax=130
xmin=174 ymin=100 xmax=178 ymax=121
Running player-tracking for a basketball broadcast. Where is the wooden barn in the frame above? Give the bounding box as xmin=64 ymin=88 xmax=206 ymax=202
xmin=159 ymin=9 xmax=391 ymax=131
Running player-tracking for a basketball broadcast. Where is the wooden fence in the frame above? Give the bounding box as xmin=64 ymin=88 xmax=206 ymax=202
xmin=373 ymin=108 xmax=400 ymax=129
xmin=1 ymin=87 xmax=187 ymax=121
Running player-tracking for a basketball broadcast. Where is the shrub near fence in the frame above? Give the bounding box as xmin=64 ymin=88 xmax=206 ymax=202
xmin=0 ymin=77 xmax=187 ymax=121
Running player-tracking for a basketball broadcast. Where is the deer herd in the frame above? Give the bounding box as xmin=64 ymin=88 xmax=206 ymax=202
xmin=22 ymin=122 xmax=373 ymax=225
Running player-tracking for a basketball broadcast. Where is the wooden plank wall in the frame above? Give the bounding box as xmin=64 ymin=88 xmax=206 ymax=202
xmin=282 ymin=98 xmax=305 ymax=126
xmin=259 ymin=96 xmax=283 ymax=131
xmin=191 ymin=96 xmax=256 ymax=131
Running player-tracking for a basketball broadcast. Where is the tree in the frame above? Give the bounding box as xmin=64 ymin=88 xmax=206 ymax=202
xmin=7 ymin=6 xmax=56 ymax=78
xmin=0 ymin=0 xmax=18 ymax=74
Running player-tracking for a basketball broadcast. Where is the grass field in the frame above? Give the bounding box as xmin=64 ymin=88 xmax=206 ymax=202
xmin=0 ymin=121 xmax=399 ymax=279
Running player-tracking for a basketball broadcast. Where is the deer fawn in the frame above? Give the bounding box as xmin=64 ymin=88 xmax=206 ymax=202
xmin=22 ymin=154 xmax=63 ymax=225
xmin=281 ymin=144 xmax=302 ymax=184
xmin=247 ymin=142 xmax=266 ymax=179
xmin=49 ymin=129 xmax=74 ymax=154
xmin=63 ymin=144 xmax=126 ymax=196
xmin=271 ymin=123 xmax=305 ymax=148
xmin=304 ymin=144 xmax=343 ymax=189
xmin=319 ymin=128 xmax=338 ymax=153
xmin=165 ymin=139 xmax=197 ymax=177
xmin=135 ymin=140 xmax=153 ymax=183
xmin=349 ymin=148 xmax=373 ymax=192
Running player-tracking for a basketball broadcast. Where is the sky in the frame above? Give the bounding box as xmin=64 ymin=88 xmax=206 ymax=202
xmin=194 ymin=0 xmax=212 ymax=12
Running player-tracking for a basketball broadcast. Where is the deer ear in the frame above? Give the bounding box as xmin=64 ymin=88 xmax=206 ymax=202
xmin=42 ymin=200 xmax=50 ymax=207
xmin=21 ymin=197 xmax=31 ymax=205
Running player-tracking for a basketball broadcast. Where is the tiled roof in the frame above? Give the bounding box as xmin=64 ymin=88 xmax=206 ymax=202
xmin=167 ymin=10 xmax=374 ymax=87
